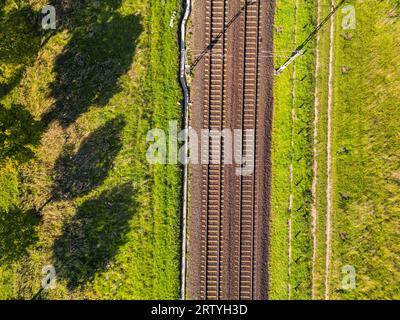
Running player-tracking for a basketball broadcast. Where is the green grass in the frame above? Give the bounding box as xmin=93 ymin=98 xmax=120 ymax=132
xmin=270 ymin=0 xmax=317 ymax=300
xmin=272 ymin=0 xmax=400 ymax=300
xmin=286 ymin=0 xmax=400 ymax=300
xmin=328 ymin=0 xmax=400 ymax=299
xmin=0 ymin=0 xmax=182 ymax=299
xmin=269 ymin=0 xmax=295 ymax=299
xmin=312 ymin=0 xmax=332 ymax=300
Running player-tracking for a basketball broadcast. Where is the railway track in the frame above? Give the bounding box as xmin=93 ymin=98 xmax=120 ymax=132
xmin=200 ymin=0 xmax=228 ymax=300
xmin=237 ymin=0 xmax=261 ymax=300
xmin=200 ymin=0 xmax=263 ymax=300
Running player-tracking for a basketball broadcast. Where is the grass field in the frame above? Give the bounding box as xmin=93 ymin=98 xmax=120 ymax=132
xmin=0 ymin=0 xmax=182 ymax=299
xmin=271 ymin=0 xmax=400 ymax=300
xmin=310 ymin=0 xmax=331 ymax=300
xmin=270 ymin=0 xmax=317 ymax=300
xmin=327 ymin=0 xmax=400 ymax=299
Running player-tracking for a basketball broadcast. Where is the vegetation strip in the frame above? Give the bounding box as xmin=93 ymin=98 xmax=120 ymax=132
xmin=270 ymin=0 xmax=316 ymax=299
xmin=324 ymin=0 xmax=335 ymax=300
xmin=310 ymin=0 xmax=321 ymax=299
xmin=329 ymin=0 xmax=400 ymax=299
xmin=309 ymin=0 xmax=400 ymax=300
xmin=287 ymin=0 xmax=299 ymax=300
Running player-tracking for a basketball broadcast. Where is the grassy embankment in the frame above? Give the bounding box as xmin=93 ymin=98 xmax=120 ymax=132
xmin=326 ymin=0 xmax=400 ymax=299
xmin=311 ymin=0 xmax=331 ymax=299
xmin=301 ymin=0 xmax=400 ymax=300
xmin=0 ymin=0 xmax=182 ymax=299
xmin=270 ymin=0 xmax=399 ymax=300
xmin=269 ymin=0 xmax=316 ymax=299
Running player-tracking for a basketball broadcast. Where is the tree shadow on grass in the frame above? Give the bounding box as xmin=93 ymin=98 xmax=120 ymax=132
xmin=0 ymin=2 xmax=143 ymax=271
xmin=0 ymin=5 xmax=44 ymax=166
xmin=0 ymin=5 xmax=41 ymax=99
xmin=0 ymin=207 xmax=40 ymax=263
xmin=42 ymin=8 xmax=143 ymax=127
xmin=49 ymin=116 xmax=126 ymax=203
xmin=0 ymin=104 xmax=44 ymax=165
xmin=0 ymin=3 xmax=41 ymax=261
xmin=53 ymin=182 xmax=136 ymax=289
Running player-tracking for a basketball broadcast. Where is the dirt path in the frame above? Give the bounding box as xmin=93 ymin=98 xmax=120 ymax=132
xmin=311 ymin=0 xmax=321 ymax=300
xmin=324 ymin=0 xmax=335 ymax=300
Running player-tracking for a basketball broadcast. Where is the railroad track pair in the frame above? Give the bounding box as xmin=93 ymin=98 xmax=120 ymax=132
xmin=200 ymin=0 xmax=263 ymax=300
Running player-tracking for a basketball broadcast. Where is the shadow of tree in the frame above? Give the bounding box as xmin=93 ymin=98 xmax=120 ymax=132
xmin=42 ymin=8 xmax=142 ymax=127
xmin=45 ymin=2 xmax=142 ymax=287
xmin=53 ymin=182 xmax=136 ymax=289
xmin=0 ymin=4 xmax=45 ymax=265
xmin=1 ymin=1 xmax=142 ymax=165
xmin=0 ymin=104 xmax=44 ymax=165
xmin=0 ymin=5 xmax=43 ymax=165
xmin=49 ymin=0 xmax=125 ymax=29
xmin=0 ymin=207 xmax=40 ymax=263
xmin=50 ymin=116 xmax=125 ymax=202
xmin=0 ymin=5 xmax=41 ymax=98
xmin=0 ymin=1 xmax=143 ymax=290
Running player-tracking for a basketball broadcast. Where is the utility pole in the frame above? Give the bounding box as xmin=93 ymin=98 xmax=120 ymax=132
xmin=275 ymin=0 xmax=346 ymax=75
